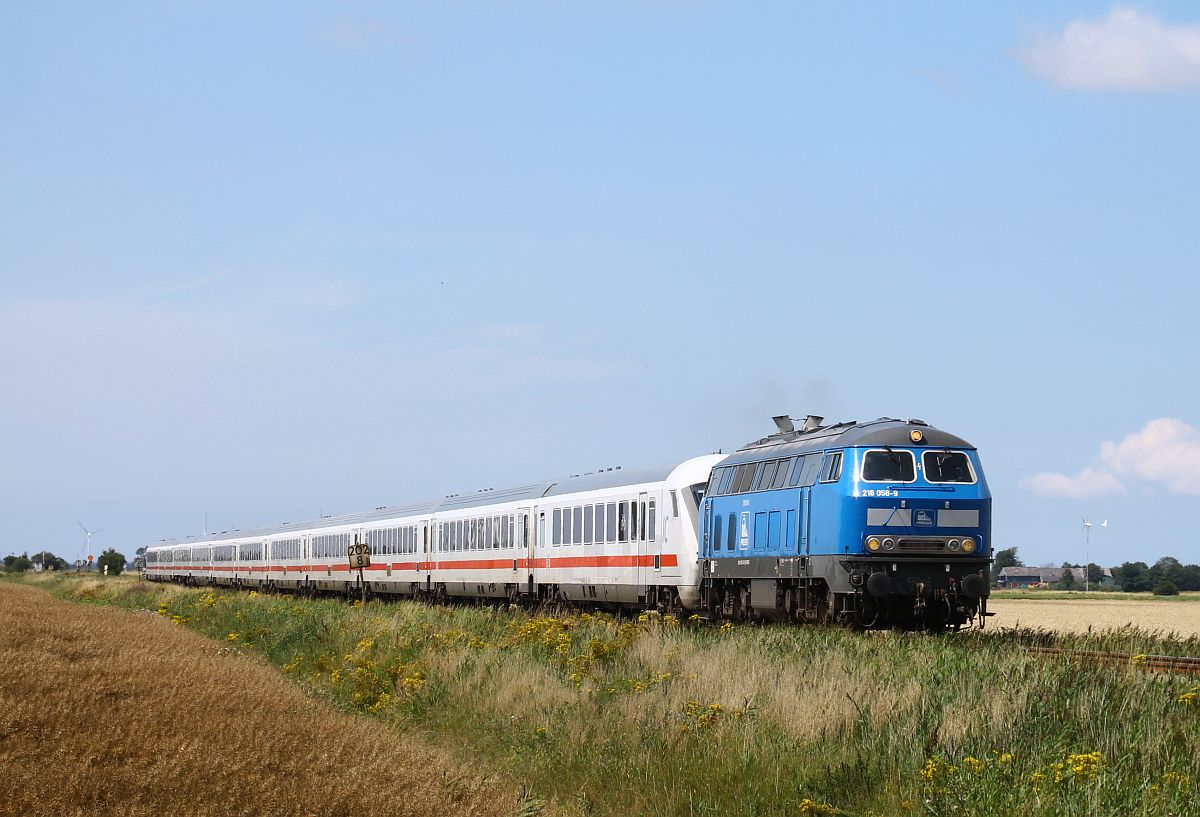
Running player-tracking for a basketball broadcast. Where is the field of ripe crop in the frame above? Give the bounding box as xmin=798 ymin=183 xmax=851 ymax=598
xmin=0 ymin=581 xmax=525 ymax=817
xmin=9 ymin=574 xmax=1200 ymax=817
xmin=989 ymin=596 xmax=1200 ymax=637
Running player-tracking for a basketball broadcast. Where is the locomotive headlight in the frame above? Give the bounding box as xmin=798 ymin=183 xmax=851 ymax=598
xmin=947 ymin=539 xmax=962 ymax=552
xmin=961 ymin=538 xmax=977 ymax=554
xmin=909 ymin=429 xmax=924 ymax=443
xmin=882 ymin=537 xmax=896 ymax=551
xmin=867 ymin=537 xmax=881 ymax=552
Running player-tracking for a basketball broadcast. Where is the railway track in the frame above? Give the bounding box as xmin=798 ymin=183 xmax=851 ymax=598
xmin=1030 ymin=646 xmax=1200 ymax=676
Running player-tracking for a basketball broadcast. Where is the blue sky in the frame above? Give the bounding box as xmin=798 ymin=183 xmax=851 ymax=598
xmin=3 ymin=2 xmax=1198 ymax=568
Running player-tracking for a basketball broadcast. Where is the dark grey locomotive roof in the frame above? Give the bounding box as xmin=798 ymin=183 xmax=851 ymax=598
xmin=151 ymin=464 xmax=678 ymax=548
xmin=717 ymin=417 xmax=975 ymax=468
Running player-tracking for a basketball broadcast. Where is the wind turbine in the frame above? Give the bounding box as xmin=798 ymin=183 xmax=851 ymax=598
xmin=78 ymin=521 xmax=102 ymax=568
xmin=1080 ymin=518 xmax=1108 ymax=592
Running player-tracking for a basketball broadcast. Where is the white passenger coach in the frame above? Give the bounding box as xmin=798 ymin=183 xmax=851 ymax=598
xmin=144 ymin=455 xmax=722 ymax=610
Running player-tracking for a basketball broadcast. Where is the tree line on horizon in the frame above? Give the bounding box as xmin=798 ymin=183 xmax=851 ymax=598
xmin=992 ymin=547 xmax=1199 ymax=595
xmin=3 ymin=548 xmax=129 ymax=576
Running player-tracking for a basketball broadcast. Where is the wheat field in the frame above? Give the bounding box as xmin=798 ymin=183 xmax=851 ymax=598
xmin=989 ymin=597 xmax=1200 ymax=637
xmin=0 ymin=582 xmax=529 ymax=817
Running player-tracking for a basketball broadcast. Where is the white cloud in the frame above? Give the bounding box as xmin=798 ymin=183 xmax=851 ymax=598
xmin=1021 ymin=417 xmax=1200 ymax=498
xmin=1020 ymin=467 xmax=1128 ymax=499
xmin=1020 ymin=7 xmax=1200 ymax=90
xmin=1099 ymin=417 xmax=1200 ymax=495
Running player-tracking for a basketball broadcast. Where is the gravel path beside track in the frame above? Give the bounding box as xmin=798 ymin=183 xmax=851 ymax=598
xmin=0 ymin=582 xmax=524 ymax=817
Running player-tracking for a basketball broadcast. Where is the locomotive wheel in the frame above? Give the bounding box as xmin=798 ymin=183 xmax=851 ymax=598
xmin=855 ymin=594 xmax=885 ymax=629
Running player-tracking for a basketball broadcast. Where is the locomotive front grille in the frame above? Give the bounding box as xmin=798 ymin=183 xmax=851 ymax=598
xmin=897 ymin=538 xmax=946 ymax=553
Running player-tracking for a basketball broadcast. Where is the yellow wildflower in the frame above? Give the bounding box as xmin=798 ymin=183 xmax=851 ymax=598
xmin=797 ymin=798 xmax=839 ymax=815
xmin=226 ymin=632 xmax=239 ymax=642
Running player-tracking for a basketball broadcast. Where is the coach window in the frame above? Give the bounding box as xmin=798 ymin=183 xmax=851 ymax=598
xmin=617 ymin=503 xmax=628 ymax=542
xmin=552 ymin=510 xmax=562 ymax=545
xmin=583 ymin=506 xmax=594 ymax=545
xmin=594 ymin=505 xmax=604 ymax=544
xmin=648 ymin=499 xmax=656 ymax=541
xmin=606 ymin=503 xmax=617 ymax=543
xmin=568 ymin=507 xmax=578 ymax=545
xmin=821 ymin=451 xmax=846 ymax=483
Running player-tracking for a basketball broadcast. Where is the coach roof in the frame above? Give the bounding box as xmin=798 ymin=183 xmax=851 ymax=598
xmin=149 ymin=464 xmax=683 ymax=548
xmin=718 ymin=418 xmax=975 ymax=468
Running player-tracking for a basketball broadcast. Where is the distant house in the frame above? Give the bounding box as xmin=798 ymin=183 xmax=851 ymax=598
xmin=997 ymin=566 xmax=1113 ymax=589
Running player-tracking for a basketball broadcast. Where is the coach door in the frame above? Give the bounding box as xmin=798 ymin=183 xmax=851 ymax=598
xmin=418 ymin=522 xmax=428 ymax=593
xmin=637 ymin=492 xmax=659 ymax=586
xmin=518 ymin=508 xmax=534 ymax=595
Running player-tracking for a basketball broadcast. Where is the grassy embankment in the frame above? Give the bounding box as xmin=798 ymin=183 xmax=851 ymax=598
xmin=12 ymin=573 xmax=1200 ymax=817
xmin=0 ymin=579 xmax=523 ymax=817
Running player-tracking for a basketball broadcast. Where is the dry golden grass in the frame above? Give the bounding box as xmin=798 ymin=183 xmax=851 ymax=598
xmin=989 ymin=596 xmax=1200 ymax=637
xmin=0 ymin=582 xmax=528 ymax=817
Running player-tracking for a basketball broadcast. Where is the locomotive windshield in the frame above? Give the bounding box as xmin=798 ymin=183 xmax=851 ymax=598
xmin=923 ymin=450 xmax=976 ymax=483
xmin=862 ymin=449 xmax=915 ymax=482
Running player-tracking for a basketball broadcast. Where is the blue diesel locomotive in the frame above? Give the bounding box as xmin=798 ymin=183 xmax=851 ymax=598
xmin=699 ymin=416 xmax=991 ymax=630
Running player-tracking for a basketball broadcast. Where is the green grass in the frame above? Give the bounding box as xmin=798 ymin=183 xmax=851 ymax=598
xmin=11 ymin=572 xmax=1200 ymax=817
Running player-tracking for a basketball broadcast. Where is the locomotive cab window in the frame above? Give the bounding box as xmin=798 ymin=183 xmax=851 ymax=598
xmin=922 ymin=450 xmax=976 ymax=484
xmin=861 ymin=449 xmax=915 ymax=482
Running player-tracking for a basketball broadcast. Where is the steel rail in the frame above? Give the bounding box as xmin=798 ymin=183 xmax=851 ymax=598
xmin=1029 ymin=646 xmax=1200 ymax=676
